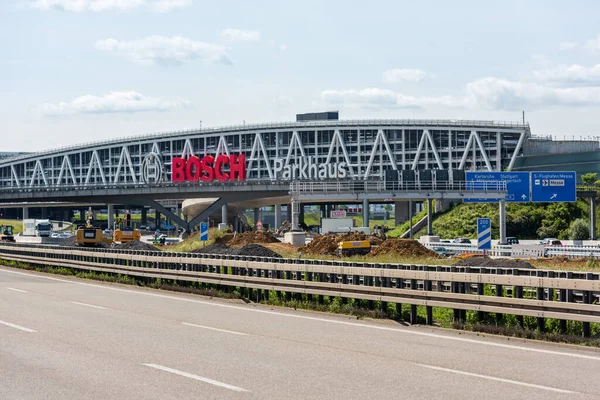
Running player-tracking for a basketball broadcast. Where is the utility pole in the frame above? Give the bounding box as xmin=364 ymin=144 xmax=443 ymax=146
xmin=522 ymin=111 xmax=525 ymax=125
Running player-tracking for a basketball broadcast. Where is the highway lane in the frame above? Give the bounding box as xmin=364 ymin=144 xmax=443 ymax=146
xmin=1 ymin=266 xmax=599 ymax=399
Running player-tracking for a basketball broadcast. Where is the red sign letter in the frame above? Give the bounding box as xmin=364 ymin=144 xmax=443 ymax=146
xmin=200 ymin=155 xmax=215 ymax=182
xmin=185 ymin=156 xmax=201 ymax=182
xmin=172 ymin=158 xmax=186 ymax=182
xmin=215 ymin=155 xmax=230 ymax=182
xmin=229 ymin=154 xmax=246 ymax=181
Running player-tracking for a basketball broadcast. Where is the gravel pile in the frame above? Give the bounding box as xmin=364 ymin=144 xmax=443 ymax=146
xmin=369 ymin=239 xmax=441 ymax=258
xmin=453 ymin=257 xmax=534 ymax=269
xmin=192 ymin=243 xmax=282 ymax=258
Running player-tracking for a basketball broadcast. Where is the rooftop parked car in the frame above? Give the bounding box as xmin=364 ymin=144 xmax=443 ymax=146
xmin=540 ymin=238 xmax=562 ymax=246
xmin=453 ymin=238 xmax=471 ymax=244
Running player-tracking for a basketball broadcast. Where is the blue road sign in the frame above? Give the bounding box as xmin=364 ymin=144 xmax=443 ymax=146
xmin=531 ymin=171 xmax=576 ymax=203
xmin=477 ymin=218 xmax=492 ymax=250
xmin=465 ymin=171 xmax=530 ymax=203
xmin=199 ymin=222 xmax=209 ymax=241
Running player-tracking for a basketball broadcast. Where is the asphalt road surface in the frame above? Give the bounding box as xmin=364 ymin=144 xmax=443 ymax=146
xmin=1 ymin=266 xmax=599 ymax=400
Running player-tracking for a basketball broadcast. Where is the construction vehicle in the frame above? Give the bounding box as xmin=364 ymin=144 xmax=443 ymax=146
xmin=113 ymin=212 xmax=141 ymax=244
xmin=337 ymin=240 xmax=371 ymax=256
xmin=0 ymin=226 xmax=15 ymax=242
xmin=75 ymin=214 xmax=103 ymax=247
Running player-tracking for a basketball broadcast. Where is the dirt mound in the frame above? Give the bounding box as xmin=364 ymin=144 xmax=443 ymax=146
xmin=453 ymin=257 xmax=534 ymax=269
xmin=369 ymin=239 xmax=441 ymax=258
xmin=228 ymin=231 xmax=280 ymax=247
xmin=191 ymin=243 xmax=232 ymax=254
xmin=299 ymin=233 xmax=367 ymax=255
xmin=237 ymin=244 xmax=282 ymax=258
xmin=216 ymin=234 xmax=234 ymax=244
xmin=114 ymin=240 xmax=159 ymax=251
xmin=191 ymin=243 xmax=281 ymax=258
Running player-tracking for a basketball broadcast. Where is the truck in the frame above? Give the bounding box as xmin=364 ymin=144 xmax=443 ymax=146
xmin=22 ymin=219 xmax=53 ymax=237
xmin=320 ymin=218 xmax=371 ymax=235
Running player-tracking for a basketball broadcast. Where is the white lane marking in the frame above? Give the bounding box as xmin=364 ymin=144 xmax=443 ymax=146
xmin=142 ymin=363 xmax=248 ymax=392
xmin=71 ymin=301 xmax=107 ymax=310
xmin=182 ymin=322 xmax=248 ymax=336
xmin=2 ymin=267 xmax=600 ymax=362
xmin=417 ymin=364 xmax=575 ymax=394
xmin=6 ymin=287 xmax=28 ymax=293
xmin=0 ymin=320 xmax=36 ymax=333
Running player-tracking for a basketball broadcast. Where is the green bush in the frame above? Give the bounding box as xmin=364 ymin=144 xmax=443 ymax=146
xmin=568 ymin=218 xmax=590 ymax=240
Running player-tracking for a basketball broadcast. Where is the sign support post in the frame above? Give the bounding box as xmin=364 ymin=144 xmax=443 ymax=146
xmin=499 ymin=200 xmax=506 ymax=244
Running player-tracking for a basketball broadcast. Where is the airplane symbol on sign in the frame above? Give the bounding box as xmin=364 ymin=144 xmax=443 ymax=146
xmin=550 ymin=194 xmax=557 ymax=199
xmin=521 ymin=194 xmax=527 ymax=200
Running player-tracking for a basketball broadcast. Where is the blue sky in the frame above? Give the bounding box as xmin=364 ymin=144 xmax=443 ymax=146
xmin=3 ymin=0 xmax=600 ymax=151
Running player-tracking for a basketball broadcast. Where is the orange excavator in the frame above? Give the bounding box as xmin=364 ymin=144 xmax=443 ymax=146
xmin=113 ymin=212 xmax=141 ymax=244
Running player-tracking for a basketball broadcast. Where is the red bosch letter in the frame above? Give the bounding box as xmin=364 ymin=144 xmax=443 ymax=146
xmin=200 ymin=155 xmax=215 ymax=182
xmin=172 ymin=158 xmax=186 ymax=182
xmin=185 ymin=156 xmax=201 ymax=182
xmin=229 ymin=154 xmax=246 ymax=181
xmin=215 ymin=155 xmax=230 ymax=182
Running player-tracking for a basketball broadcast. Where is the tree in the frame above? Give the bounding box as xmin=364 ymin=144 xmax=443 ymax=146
xmin=581 ymin=172 xmax=597 ymax=184
xmin=568 ymin=218 xmax=590 ymax=240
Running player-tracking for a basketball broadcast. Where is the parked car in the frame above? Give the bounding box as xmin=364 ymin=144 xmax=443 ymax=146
xmin=497 ymin=237 xmax=519 ymax=246
xmin=432 ymin=246 xmax=454 ymax=257
xmin=540 ymin=238 xmax=562 ymax=246
xmin=453 ymin=238 xmax=471 ymax=244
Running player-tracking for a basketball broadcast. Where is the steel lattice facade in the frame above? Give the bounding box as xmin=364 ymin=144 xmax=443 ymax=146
xmin=0 ymin=119 xmax=529 ymax=189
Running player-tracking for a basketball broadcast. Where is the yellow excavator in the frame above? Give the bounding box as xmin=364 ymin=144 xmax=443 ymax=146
xmin=113 ymin=212 xmax=141 ymax=244
xmin=76 ymin=214 xmax=103 ymax=247
xmin=0 ymin=226 xmax=15 ymax=242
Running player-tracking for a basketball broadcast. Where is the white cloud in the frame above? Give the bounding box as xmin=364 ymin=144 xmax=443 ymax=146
xmin=275 ymin=95 xmax=292 ymax=108
xmin=465 ymin=77 xmax=600 ymax=110
xmin=321 ymin=88 xmax=457 ymax=109
xmin=221 ymin=29 xmax=260 ymax=42
xmin=35 ymin=91 xmax=189 ymax=116
xmin=559 ymin=41 xmax=578 ymax=51
xmin=532 ymin=64 xmax=600 ymax=86
xmin=95 ymin=36 xmax=232 ymax=66
xmin=30 ymin=0 xmax=190 ymax=12
xmin=585 ymin=34 xmax=600 ymax=51
xmin=279 ymin=44 xmax=287 ymax=51
xmin=382 ymin=68 xmax=430 ymax=83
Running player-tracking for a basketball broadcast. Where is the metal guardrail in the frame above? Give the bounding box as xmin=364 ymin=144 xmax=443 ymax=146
xmin=422 ymin=242 xmax=600 ymax=259
xmin=0 ymin=243 xmax=598 ymax=336
xmin=290 ymin=180 xmax=508 ymax=194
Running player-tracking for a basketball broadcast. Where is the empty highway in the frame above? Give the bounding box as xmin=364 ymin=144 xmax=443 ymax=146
xmin=1 ymin=266 xmax=599 ymax=399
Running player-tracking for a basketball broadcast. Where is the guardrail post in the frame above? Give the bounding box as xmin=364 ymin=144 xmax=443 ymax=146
xmin=425 ymin=280 xmax=433 ymax=325
xmin=495 ymin=278 xmax=503 ymax=323
xmin=477 ymin=282 xmax=485 ymax=323
xmin=410 ymin=276 xmax=418 ymax=324
xmin=536 ymin=270 xmax=545 ymax=332
xmin=582 ymin=272 xmax=593 ymax=338
xmin=513 ymin=269 xmax=524 ymax=327
xmin=450 ymin=266 xmax=461 ymax=322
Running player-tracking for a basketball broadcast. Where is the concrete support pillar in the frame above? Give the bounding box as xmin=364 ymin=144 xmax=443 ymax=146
xmin=107 ymin=204 xmax=114 ymax=230
xmin=394 ymin=201 xmax=409 ymax=224
xmin=427 ymin=198 xmax=433 ymax=236
xmin=274 ymin=204 xmax=282 ymax=229
xmin=23 ymin=206 xmax=29 ymax=220
xmin=155 ymin=210 xmax=161 ymax=230
xmin=299 ymin=204 xmax=305 ymax=226
xmin=141 ymin=208 xmax=148 ymax=226
xmin=221 ymin=204 xmax=228 ymax=224
xmin=41 ymin=207 xmax=48 ymax=219
xmin=362 ymin=199 xmax=369 ymax=228
xmin=409 ymin=199 xmax=413 ymax=238
xmin=291 ymin=201 xmax=300 ymax=231
xmin=286 ymin=204 xmax=292 ymax=223
xmin=78 ymin=209 xmax=86 ymax=222
xmin=499 ymin=200 xmax=506 ymax=244
xmin=590 ymin=197 xmax=597 ymax=240
xmin=253 ymin=207 xmax=259 ymax=227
